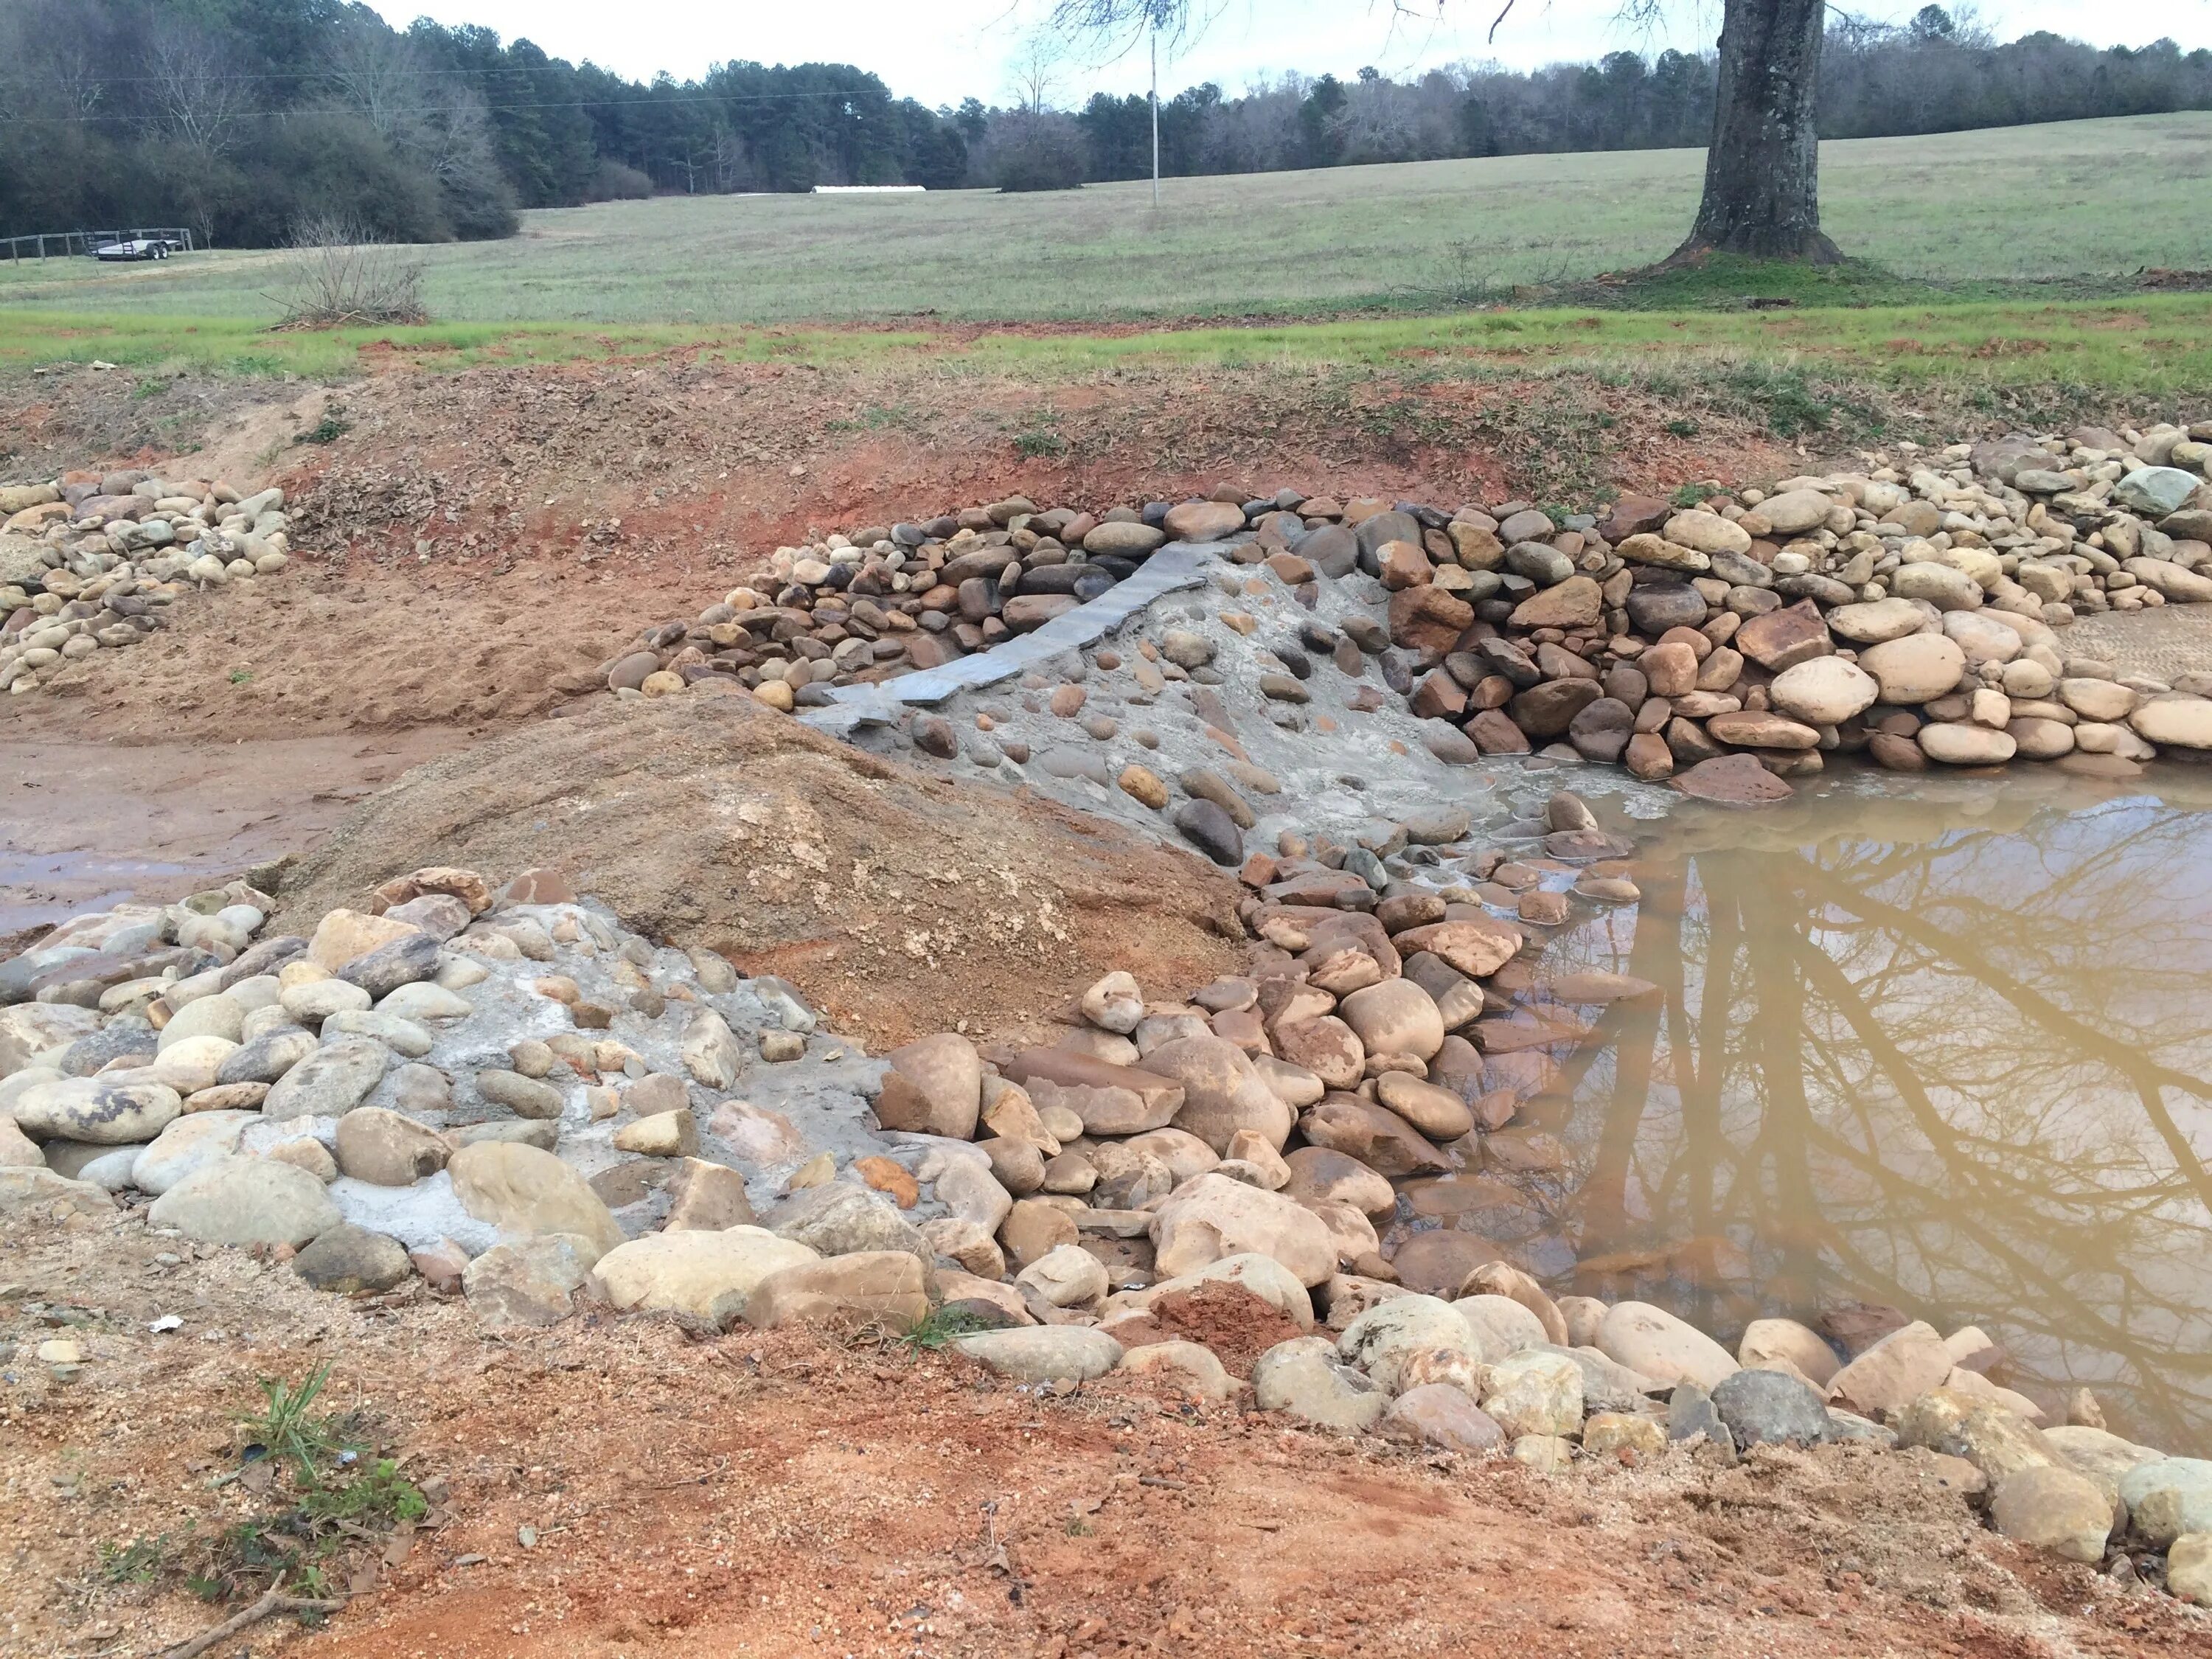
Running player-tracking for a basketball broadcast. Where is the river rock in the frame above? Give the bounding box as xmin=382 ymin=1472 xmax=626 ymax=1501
xmin=1828 ymin=597 xmax=1931 ymax=644
xmin=768 ymin=1180 xmax=928 ymax=1259
xmin=264 ymin=1037 xmax=389 ymax=1119
xmin=462 ymin=1234 xmax=593 ymax=1329
xmin=447 ymin=1141 xmax=622 ymax=1260
xmin=293 ymin=1224 xmax=414 ymax=1293
xmin=1895 ymin=1388 xmax=2057 ymax=1484
xmin=128 ymin=1110 xmax=253 ymax=1194
xmin=1383 ymin=1385 xmax=1504 ymax=1453
xmin=1859 ymin=633 xmax=1966 ymax=702
xmin=1770 ymin=657 xmax=1878 ymax=725
xmin=1989 ymin=1465 xmax=2114 ymax=1562
xmin=2118 ymin=1458 xmax=2212 ymax=1547
xmin=1481 ymin=1350 xmax=1583 ymax=1438
xmin=1253 ymin=1336 xmax=1387 ymax=1430
xmin=1712 ymin=1368 xmax=1832 ymax=1447
xmin=10 ymin=1076 xmax=181 ymax=1144
xmin=1917 ymin=723 xmax=2016 ymax=765
xmin=1739 ymin=1318 xmax=1840 ymax=1385
xmin=1116 ymin=1340 xmax=1236 ymax=1405
xmin=1597 ymin=1300 xmax=1738 ymax=1389
xmin=591 ymin=1227 xmax=818 ymax=1326
xmin=308 ymin=909 xmax=421 ymax=973
xmin=1016 ymin=1242 xmax=1110 ymax=1307
xmin=336 ymin=1107 xmax=451 ymax=1186
xmin=1664 ymin=511 xmax=1752 ymax=556
xmin=1338 ymin=980 xmax=1444 ymax=1062
xmin=678 ymin=1007 xmax=745 ymax=1089
xmin=2115 ymin=466 xmax=2201 ymax=516
xmin=146 ymin=1155 xmax=339 ymax=1246
xmin=1145 ymin=1035 xmax=1293 ymax=1152
xmin=2132 ymin=695 xmax=2212 ymax=750
xmin=955 ymin=1325 xmax=1124 ymax=1382
xmin=0 ymin=1165 xmax=116 ymax=1217
xmin=1453 ymin=1293 xmax=1549 ymax=1363
xmin=338 ymin=932 xmax=443 ymax=998
xmin=217 ymin=1028 xmax=319 ymax=1086
xmin=1827 ymin=1321 xmax=1952 ymax=1416
xmin=1150 ymin=1172 xmax=1334 ymax=1285
xmin=1336 ymin=1293 xmax=1475 ymax=1394
xmin=874 ymin=1032 xmax=982 ymax=1138
xmin=745 ymin=1250 xmax=931 ymax=1329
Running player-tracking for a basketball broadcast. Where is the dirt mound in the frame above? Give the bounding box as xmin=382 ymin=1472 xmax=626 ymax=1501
xmin=1113 ymin=1282 xmax=1312 ymax=1379
xmin=273 ymin=693 xmax=1245 ymax=1048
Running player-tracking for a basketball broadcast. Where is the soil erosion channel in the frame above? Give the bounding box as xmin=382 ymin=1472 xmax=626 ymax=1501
xmin=1489 ymin=766 xmax=2212 ymax=1455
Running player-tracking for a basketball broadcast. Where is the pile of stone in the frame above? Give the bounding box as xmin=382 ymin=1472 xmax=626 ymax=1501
xmin=0 ymin=469 xmax=295 ymax=695
xmin=3 ymin=855 xmax=2208 ymax=1595
xmin=1344 ymin=422 xmax=2212 ymax=786
xmin=588 ymin=420 xmax=2212 ymax=790
xmin=580 ymin=492 xmax=1266 ymax=710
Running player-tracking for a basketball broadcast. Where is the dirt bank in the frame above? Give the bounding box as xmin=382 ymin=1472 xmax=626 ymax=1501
xmin=3 ymin=356 xmax=1803 ymax=748
xmin=6 ymin=1211 xmax=2200 ymax=1659
xmin=271 ymin=695 xmax=1245 ymax=1049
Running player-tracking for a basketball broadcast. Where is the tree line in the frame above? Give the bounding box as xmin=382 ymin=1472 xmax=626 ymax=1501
xmin=1 ymin=1 xmax=2206 ymax=246
xmin=1028 ymin=10 xmax=2212 ymax=189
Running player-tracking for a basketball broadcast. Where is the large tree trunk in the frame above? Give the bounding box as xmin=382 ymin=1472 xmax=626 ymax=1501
xmin=1672 ymin=0 xmax=1840 ymax=263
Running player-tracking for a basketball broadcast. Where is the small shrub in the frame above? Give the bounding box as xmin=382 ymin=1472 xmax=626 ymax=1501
xmin=295 ymin=414 xmax=349 ymax=445
xmin=1012 ymin=428 xmax=1066 ymax=459
xmin=901 ymin=1306 xmax=992 ymax=1353
xmin=268 ymin=215 xmax=427 ymax=329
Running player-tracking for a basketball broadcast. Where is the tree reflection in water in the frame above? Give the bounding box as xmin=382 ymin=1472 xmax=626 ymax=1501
xmin=1520 ymin=770 xmax=2212 ymax=1454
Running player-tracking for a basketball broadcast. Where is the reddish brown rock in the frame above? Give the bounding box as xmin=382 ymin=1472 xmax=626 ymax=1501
xmin=1672 ymin=754 xmax=1793 ymax=806
xmin=1733 ymin=601 xmax=1833 ymax=672
xmin=1388 ymin=585 xmax=1475 ymax=652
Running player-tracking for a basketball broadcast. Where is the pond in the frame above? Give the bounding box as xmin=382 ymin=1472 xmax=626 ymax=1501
xmin=1464 ymin=764 xmax=2212 ymax=1455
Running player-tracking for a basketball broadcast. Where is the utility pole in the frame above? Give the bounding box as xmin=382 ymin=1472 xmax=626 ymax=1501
xmin=1150 ymin=21 xmax=1160 ymax=207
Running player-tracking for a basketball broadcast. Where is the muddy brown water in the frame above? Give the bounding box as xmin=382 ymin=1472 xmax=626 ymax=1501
xmin=1447 ymin=763 xmax=2212 ymax=1455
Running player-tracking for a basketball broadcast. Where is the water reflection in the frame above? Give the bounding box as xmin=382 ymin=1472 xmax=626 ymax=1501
xmin=1524 ymin=767 xmax=2212 ymax=1455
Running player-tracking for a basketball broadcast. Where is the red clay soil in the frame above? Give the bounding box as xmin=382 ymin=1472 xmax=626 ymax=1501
xmin=3 ymin=356 xmax=1803 ymax=748
xmin=5 ymin=1213 xmax=2200 ymax=1659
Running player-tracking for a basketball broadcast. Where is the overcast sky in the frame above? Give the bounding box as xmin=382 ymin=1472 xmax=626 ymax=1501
xmin=361 ymin=1 xmax=2212 ymax=104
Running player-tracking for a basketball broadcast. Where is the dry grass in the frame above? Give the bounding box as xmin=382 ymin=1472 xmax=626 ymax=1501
xmin=1 ymin=111 xmax=2208 ymax=327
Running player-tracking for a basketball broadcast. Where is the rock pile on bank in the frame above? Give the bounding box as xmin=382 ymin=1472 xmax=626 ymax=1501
xmin=568 ymin=491 xmax=1293 ymax=709
xmin=589 ymin=419 xmax=2212 ymax=790
xmin=3 ymin=854 xmax=2208 ymax=1597
xmin=0 ymin=468 xmax=296 ymax=695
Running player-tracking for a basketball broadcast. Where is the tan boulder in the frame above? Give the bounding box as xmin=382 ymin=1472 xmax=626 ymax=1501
xmin=873 ymin=1032 xmax=982 ymax=1138
xmin=307 ymin=908 xmax=422 ymax=973
xmin=590 ymin=1227 xmax=818 ymax=1326
xmin=1827 ymin=1321 xmax=1952 ymax=1416
xmin=447 ymin=1141 xmax=622 ymax=1262
xmin=1596 ymin=1300 xmax=1738 ymax=1391
xmin=1145 ymin=1035 xmax=1294 ymax=1152
xmin=743 ymin=1250 xmax=931 ymax=1332
xmin=1150 ymin=1172 xmax=1336 ymax=1287
xmin=1738 ymin=1317 xmax=1840 ymax=1386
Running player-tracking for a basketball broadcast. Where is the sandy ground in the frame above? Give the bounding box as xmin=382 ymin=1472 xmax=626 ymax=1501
xmin=7 ymin=1206 xmax=2205 ymax=1659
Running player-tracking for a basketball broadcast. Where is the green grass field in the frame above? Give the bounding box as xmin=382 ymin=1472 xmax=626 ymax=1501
xmin=3 ymin=112 xmax=2208 ymax=327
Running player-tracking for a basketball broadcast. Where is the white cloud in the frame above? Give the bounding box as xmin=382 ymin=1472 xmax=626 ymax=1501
xmin=361 ymin=1 xmax=2212 ymax=106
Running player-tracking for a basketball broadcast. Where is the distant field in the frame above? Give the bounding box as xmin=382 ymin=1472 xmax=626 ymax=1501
xmin=2 ymin=113 xmax=2208 ymax=327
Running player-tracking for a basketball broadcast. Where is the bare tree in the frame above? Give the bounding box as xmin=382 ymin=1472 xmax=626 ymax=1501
xmin=1007 ymin=30 xmax=1065 ymax=114
xmin=149 ymin=15 xmax=247 ymax=154
xmin=323 ymin=17 xmax=421 ymax=143
xmin=1049 ymin=0 xmax=1846 ymax=262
